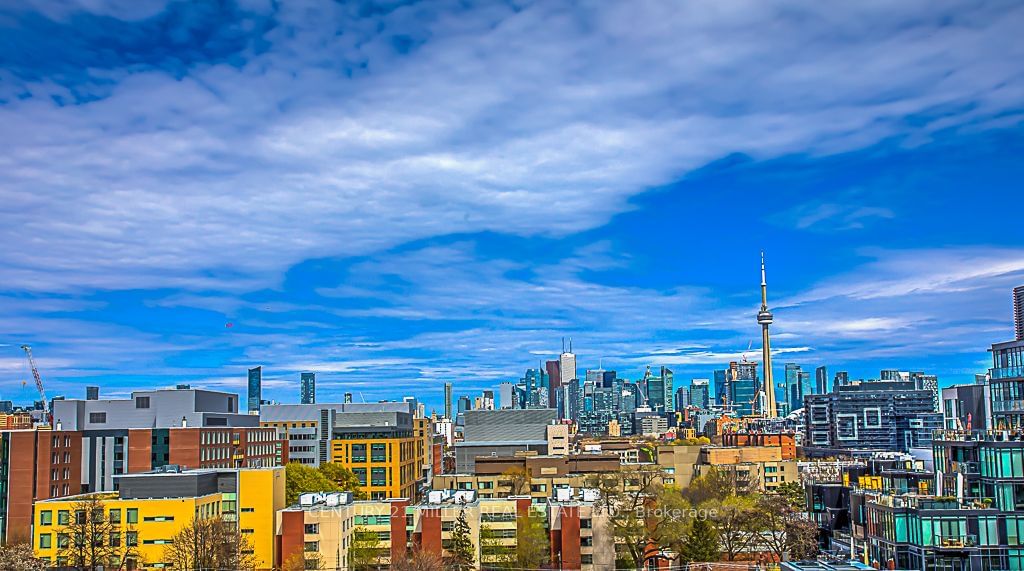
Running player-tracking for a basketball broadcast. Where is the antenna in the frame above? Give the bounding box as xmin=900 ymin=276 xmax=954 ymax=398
xmin=761 ymin=251 xmax=766 ymax=286
xmin=569 ymin=337 xmax=573 ymax=353
xmin=562 ymin=337 xmax=565 ymax=353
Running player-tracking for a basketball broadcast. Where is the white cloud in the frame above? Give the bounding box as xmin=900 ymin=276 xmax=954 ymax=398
xmin=1 ymin=2 xmax=1023 ymax=292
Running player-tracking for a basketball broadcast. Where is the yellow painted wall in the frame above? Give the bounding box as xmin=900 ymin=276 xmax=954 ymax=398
xmin=330 ymin=437 xmax=418 ymax=499
xmin=33 ymin=467 xmax=284 ymax=570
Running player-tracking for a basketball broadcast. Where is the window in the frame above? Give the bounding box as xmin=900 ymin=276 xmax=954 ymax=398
xmin=57 ymin=533 xmax=69 ymax=549
xmin=135 ymin=396 xmax=150 ymax=409
xmin=126 ymin=509 xmax=138 ymax=524
xmin=89 ymin=412 xmax=107 ymax=424
xmin=371 ymin=443 xmax=387 ymax=462
xmin=304 ymin=541 xmax=319 ymax=552
xmin=39 ymin=534 xmax=52 ymax=549
xmin=580 ymin=518 xmax=592 ymax=529
xmin=143 ymin=516 xmax=174 ymax=522
xmin=241 ymin=528 xmax=254 ymax=534
xmin=481 ymin=512 xmax=516 ymax=523
xmin=304 ymin=523 xmax=319 ymax=534
xmin=109 ymin=532 xmax=121 ymax=547
xmin=109 ymin=509 xmax=121 ymax=524
xmin=40 ymin=511 xmax=53 ymax=526
xmin=58 ymin=511 xmax=69 ymax=525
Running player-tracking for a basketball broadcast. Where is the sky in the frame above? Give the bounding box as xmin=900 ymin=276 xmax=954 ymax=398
xmin=1 ymin=0 xmax=1023 ymax=413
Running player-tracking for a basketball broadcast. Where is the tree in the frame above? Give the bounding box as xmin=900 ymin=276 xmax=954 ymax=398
xmin=0 ymin=542 xmax=47 ymax=571
xmin=446 ymin=509 xmax=476 ymax=571
xmin=711 ymin=495 xmax=764 ymax=561
xmin=587 ymin=465 xmax=690 ymax=569
xmin=348 ymin=527 xmax=384 ymax=571
xmin=285 ymin=462 xmax=366 ymax=505
xmin=678 ymin=517 xmax=721 ymax=564
xmin=282 ymin=551 xmax=324 ymax=571
xmin=163 ymin=516 xmax=258 ymax=570
xmin=775 ymin=481 xmax=807 ymax=510
xmin=501 ymin=466 xmax=532 ymax=496
xmin=681 ymin=467 xmax=734 ymax=505
xmin=391 ymin=551 xmax=445 ymax=571
xmin=57 ymin=495 xmax=140 ymax=570
xmin=318 ymin=462 xmax=366 ymax=499
xmin=513 ymin=510 xmax=550 ymax=570
xmin=479 ymin=524 xmax=512 ymax=569
xmin=757 ymin=495 xmax=819 ymax=561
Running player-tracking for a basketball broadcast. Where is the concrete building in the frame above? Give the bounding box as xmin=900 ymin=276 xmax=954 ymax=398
xmin=260 ymin=401 xmax=414 ymax=467
xmin=53 ymin=388 xmax=256 ymax=431
xmin=51 ymin=389 xmax=275 ymax=493
xmin=695 ymin=446 xmax=799 ymax=494
xmin=804 ymin=380 xmax=943 ymax=458
xmin=455 ymin=409 xmax=558 ymax=473
xmin=434 ymin=453 xmax=621 ymax=499
xmin=277 ymin=487 xmax=613 ymax=571
xmin=942 ymin=382 xmax=992 ymax=431
xmin=33 ymin=466 xmax=284 ymax=570
xmin=546 ymin=423 xmax=570 ymax=456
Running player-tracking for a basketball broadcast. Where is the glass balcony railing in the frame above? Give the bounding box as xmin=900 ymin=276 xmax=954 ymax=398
xmin=933 ymin=429 xmax=1024 ymax=442
xmin=992 ymin=399 xmax=1024 ymax=412
xmin=990 ymin=366 xmax=1024 ymax=380
xmin=932 ymin=534 xmax=978 ymax=548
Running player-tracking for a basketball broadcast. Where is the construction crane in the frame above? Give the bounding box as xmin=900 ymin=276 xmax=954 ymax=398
xmin=21 ymin=344 xmax=50 ymax=421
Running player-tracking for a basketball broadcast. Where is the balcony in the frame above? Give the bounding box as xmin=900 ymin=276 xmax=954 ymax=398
xmin=990 ymin=366 xmax=1024 ymax=380
xmin=868 ymin=494 xmax=994 ymax=511
xmin=932 ymin=534 xmax=978 ymax=549
xmin=933 ymin=429 xmax=1024 ymax=442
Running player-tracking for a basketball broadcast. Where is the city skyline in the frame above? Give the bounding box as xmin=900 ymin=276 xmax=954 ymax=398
xmin=2 ymin=2 xmax=1024 ymax=412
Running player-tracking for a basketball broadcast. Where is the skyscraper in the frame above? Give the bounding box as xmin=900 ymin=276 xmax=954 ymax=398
xmin=86 ymin=386 xmax=99 ymax=401
xmin=798 ymin=371 xmax=812 ymax=410
xmin=1014 ymin=285 xmax=1024 ymax=341
xmin=833 ymin=371 xmax=849 ymax=392
xmin=727 ymin=361 xmax=759 ymax=416
xmin=784 ymin=363 xmax=802 ymax=413
xmin=444 ymin=382 xmax=453 ymax=419
xmin=344 ymin=392 xmax=353 ymax=404
xmin=247 ymin=366 xmax=262 ymax=413
xmin=713 ymin=369 xmax=727 ymax=405
xmin=757 ymin=252 xmax=778 ymax=417
xmin=545 ymin=360 xmax=560 ymax=408
xmin=300 ymin=372 xmax=315 ymax=405
xmin=559 ymin=339 xmax=577 ymax=386
xmin=815 ymin=366 xmax=829 ymax=395
xmin=498 ymin=382 xmax=516 ymax=409
xmin=689 ymin=379 xmax=710 ymax=409
xmin=661 ymin=366 xmax=674 ymax=413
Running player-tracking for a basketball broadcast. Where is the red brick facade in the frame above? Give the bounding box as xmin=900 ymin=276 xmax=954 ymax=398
xmin=1 ymin=430 xmax=82 ymax=544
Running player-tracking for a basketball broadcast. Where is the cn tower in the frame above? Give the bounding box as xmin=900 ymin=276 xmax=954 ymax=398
xmin=757 ymin=252 xmax=778 ymax=418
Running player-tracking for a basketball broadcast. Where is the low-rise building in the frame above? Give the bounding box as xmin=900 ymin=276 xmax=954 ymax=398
xmin=0 ymin=429 xmax=82 ymax=544
xmin=277 ymin=487 xmax=613 ymax=570
xmin=433 ymin=453 xmax=621 ymax=500
xmin=33 ymin=466 xmax=285 ymax=569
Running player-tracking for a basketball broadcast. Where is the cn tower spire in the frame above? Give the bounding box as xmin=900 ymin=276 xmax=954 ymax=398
xmin=757 ymin=251 xmax=778 ymax=418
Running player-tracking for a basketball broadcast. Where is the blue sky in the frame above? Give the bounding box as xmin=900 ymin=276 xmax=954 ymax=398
xmin=1 ymin=1 xmax=1023 ymax=413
